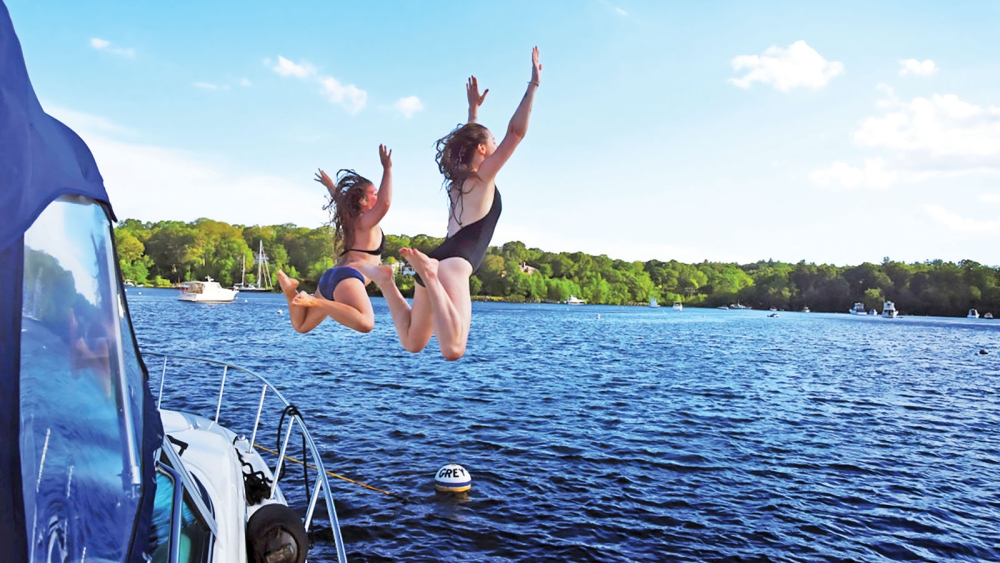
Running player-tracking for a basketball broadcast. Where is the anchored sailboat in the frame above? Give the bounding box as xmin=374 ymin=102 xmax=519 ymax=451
xmin=235 ymin=240 xmax=274 ymax=292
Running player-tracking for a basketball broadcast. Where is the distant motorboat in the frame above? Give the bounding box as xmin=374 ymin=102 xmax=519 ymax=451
xmin=868 ymin=308 xmax=878 ymax=316
xmin=882 ymin=301 xmax=898 ymax=318
xmin=672 ymin=302 xmax=683 ymax=311
xmin=717 ymin=305 xmax=729 ymax=310
xmin=649 ymin=298 xmax=660 ymax=308
xmin=802 ymin=306 xmax=811 ymax=313
xmin=179 ymin=277 xmax=238 ymax=303
xmin=566 ymin=295 xmax=587 ymax=305
xmin=968 ymin=308 xmax=980 ymax=319
xmin=985 ymin=312 xmax=994 ymax=319
xmin=849 ymin=302 xmax=866 ymax=315
xmin=768 ymin=312 xmax=779 ymax=318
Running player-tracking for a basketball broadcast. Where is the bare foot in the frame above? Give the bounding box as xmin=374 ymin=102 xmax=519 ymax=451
xmin=401 ymin=248 xmax=439 ymax=283
xmin=358 ymin=263 xmax=395 ymax=288
xmin=291 ymin=291 xmax=319 ymax=307
xmin=277 ymin=270 xmax=299 ymax=298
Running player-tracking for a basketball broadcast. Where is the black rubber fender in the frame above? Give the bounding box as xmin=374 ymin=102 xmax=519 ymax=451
xmin=246 ymin=503 xmax=309 ymax=563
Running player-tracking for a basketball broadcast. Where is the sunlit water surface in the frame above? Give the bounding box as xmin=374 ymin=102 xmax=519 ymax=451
xmin=128 ymin=288 xmax=1000 ymax=562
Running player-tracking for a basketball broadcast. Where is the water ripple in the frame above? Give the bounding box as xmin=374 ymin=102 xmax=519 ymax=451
xmin=129 ymin=290 xmax=1000 ymax=562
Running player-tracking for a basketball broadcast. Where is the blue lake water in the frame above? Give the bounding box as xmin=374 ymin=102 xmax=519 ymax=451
xmin=127 ymin=287 xmax=1000 ymax=562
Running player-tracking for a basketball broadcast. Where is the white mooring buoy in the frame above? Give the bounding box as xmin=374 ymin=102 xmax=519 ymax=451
xmin=434 ymin=463 xmax=471 ymax=493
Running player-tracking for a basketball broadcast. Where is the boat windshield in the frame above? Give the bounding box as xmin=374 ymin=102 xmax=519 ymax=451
xmin=20 ymin=197 xmax=147 ymax=561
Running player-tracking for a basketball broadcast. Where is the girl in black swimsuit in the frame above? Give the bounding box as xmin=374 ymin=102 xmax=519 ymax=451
xmin=277 ymin=144 xmax=393 ymax=334
xmin=363 ymin=47 xmax=541 ymax=360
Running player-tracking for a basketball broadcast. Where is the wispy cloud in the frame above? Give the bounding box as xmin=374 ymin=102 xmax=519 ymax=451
xmin=319 ymin=77 xmax=367 ymax=113
xmin=982 ymin=193 xmax=1000 ymax=203
xmin=615 ymin=7 xmax=628 ymax=16
xmin=193 ymin=82 xmax=227 ymax=91
xmin=729 ymin=40 xmax=843 ymax=91
xmin=90 ymin=37 xmax=135 ymax=59
xmin=855 ymin=91 xmax=1000 ymax=162
xmin=809 ymin=157 xmax=897 ymax=189
xmin=268 ymin=55 xmax=367 ymax=113
xmin=392 ymin=96 xmax=424 ymax=118
xmin=898 ymin=58 xmax=938 ymax=77
xmin=46 ymin=107 xmax=326 ymax=227
xmin=239 ymin=78 xmax=252 ymax=87
xmin=270 ymin=55 xmax=315 ymax=79
xmin=924 ymin=204 xmax=1000 ymax=233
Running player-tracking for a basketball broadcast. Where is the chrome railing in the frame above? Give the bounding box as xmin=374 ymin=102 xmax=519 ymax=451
xmin=144 ymin=352 xmax=348 ymax=563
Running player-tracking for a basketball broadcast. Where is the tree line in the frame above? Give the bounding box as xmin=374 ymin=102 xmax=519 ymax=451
xmin=114 ymin=218 xmax=1000 ymax=317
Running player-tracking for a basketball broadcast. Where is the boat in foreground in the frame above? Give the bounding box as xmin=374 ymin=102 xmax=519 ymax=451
xmin=180 ymin=277 xmax=239 ymax=303
xmin=1 ymin=8 xmax=346 ymax=560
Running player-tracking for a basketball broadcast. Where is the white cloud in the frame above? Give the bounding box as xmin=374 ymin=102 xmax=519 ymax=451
xmin=615 ymin=7 xmax=628 ymax=16
xmin=855 ymin=92 xmax=1000 ymax=163
xmin=982 ymin=193 xmax=1000 ymax=203
xmin=392 ymin=96 xmax=424 ymax=118
xmin=924 ymin=204 xmax=1000 ymax=233
xmin=809 ymin=157 xmax=897 ymax=189
xmin=89 ymin=37 xmax=135 ymax=59
xmin=239 ymin=78 xmax=252 ymax=87
xmin=46 ymin=107 xmax=327 ymax=227
xmin=194 ymin=82 xmax=219 ymax=90
xmin=271 ymin=56 xmax=315 ymax=79
xmin=319 ymin=77 xmax=367 ymax=113
xmin=270 ymin=55 xmax=367 ymax=113
xmin=729 ymin=40 xmax=843 ymax=91
xmin=898 ymin=59 xmax=938 ymax=77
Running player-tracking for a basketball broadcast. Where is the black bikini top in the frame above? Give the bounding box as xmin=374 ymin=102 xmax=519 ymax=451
xmin=341 ymin=230 xmax=385 ymax=256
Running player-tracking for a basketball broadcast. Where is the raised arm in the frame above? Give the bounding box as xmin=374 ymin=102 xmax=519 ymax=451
xmin=477 ymin=46 xmax=541 ymax=182
xmin=467 ymin=76 xmax=488 ymax=124
xmin=359 ymin=144 xmax=392 ymax=229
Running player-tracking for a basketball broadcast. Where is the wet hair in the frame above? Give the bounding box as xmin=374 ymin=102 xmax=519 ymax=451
xmin=435 ymin=123 xmax=491 ymax=225
xmin=323 ymin=169 xmax=373 ymax=253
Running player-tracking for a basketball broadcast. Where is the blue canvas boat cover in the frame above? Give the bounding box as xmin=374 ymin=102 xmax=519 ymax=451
xmin=0 ymin=2 xmax=162 ymax=561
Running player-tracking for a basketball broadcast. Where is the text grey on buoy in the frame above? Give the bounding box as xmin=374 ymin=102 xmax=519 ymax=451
xmin=434 ymin=463 xmax=471 ymax=493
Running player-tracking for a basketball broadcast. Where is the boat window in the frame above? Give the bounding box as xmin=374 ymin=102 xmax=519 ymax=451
xmin=148 ymin=465 xmax=213 ymax=563
xmin=20 ymin=197 xmax=146 ymax=562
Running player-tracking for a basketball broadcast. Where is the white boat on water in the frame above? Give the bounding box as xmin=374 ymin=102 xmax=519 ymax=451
xmin=802 ymin=306 xmax=811 ymax=313
xmin=2 ymin=14 xmax=350 ymax=561
xmin=849 ymin=302 xmax=867 ymax=315
xmin=235 ymin=240 xmax=274 ymax=293
xmin=180 ymin=276 xmax=239 ymax=302
xmin=968 ymin=308 xmax=980 ymax=318
xmin=985 ymin=312 xmax=994 ymax=319
xmin=649 ymin=297 xmax=660 ymax=308
xmin=566 ymin=295 xmax=587 ymax=305
xmin=672 ymin=301 xmax=683 ymax=311
xmin=882 ymin=301 xmax=898 ymax=318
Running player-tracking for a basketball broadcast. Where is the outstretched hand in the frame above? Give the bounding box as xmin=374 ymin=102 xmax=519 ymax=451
xmin=379 ymin=144 xmax=392 ymax=169
xmin=531 ymin=46 xmax=542 ymax=86
xmin=467 ymin=76 xmax=488 ymax=108
xmin=314 ymin=169 xmax=335 ymax=190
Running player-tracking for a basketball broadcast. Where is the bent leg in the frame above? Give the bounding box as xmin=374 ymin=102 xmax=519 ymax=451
xmin=329 ymin=278 xmax=375 ymax=333
xmin=359 ymin=264 xmax=434 ymax=352
xmin=402 ymin=250 xmax=473 ymax=361
xmin=278 ymin=270 xmax=313 ymax=333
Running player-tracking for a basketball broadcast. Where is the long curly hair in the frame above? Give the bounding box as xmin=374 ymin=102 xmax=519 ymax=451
xmin=435 ymin=123 xmax=491 ymax=225
xmin=323 ymin=169 xmax=372 ymax=253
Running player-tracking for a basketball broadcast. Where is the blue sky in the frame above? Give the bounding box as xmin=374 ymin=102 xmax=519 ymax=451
xmin=8 ymin=1 xmax=1000 ymax=266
